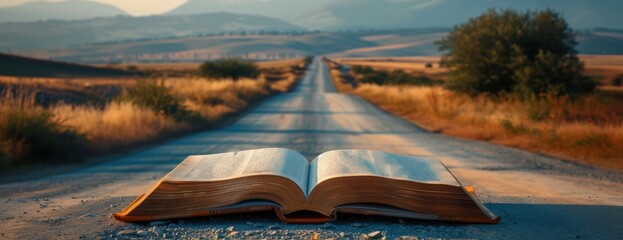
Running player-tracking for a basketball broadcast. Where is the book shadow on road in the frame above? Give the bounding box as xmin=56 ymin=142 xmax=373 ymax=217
xmin=114 ymin=200 xmax=622 ymax=239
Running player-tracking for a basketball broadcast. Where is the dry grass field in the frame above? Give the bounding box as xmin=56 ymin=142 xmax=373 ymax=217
xmin=332 ymin=55 xmax=623 ymax=169
xmin=0 ymin=58 xmax=306 ymax=166
xmin=581 ymin=55 xmax=623 ymax=92
xmin=336 ymin=55 xmax=623 ymax=87
xmin=335 ymin=56 xmax=448 ymax=80
xmin=101 ymin=58 xmax=305 ymax=73
xmin=46 ymin=76 xmax=300 ymax=152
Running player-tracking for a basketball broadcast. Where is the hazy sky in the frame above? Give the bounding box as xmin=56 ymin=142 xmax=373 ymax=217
xmin=0 ymin=0 xmax=188 ymax=15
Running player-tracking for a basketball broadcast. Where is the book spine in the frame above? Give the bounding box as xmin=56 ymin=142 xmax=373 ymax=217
xmin=273 ymin=208 xmax=337 ymax=224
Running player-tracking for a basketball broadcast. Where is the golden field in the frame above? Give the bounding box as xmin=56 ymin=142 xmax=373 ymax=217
xmin=46 ymin=76 xmax=298 ymax=152
xmin=330 ymin=56 xmax=623 ymax=169
xmin=335 ymin=55 xmax=623 ymax=87
xmin=51 ymin=101 xmax=189 ymax=152
xmin=0 ymin=59 xmax=304 ymax=164
xmin=102 ymin=58 xmax=305 ymax=72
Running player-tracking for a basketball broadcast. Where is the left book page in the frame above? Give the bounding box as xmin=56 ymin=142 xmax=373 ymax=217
xmin=114 ymin=148 xmax=311 ymax=222
xmin=165 ymin=148 xmax=310 ymax=194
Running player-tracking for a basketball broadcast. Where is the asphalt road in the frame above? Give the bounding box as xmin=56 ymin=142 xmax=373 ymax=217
xmin=0 ymin=58 xmax=622 ymax=239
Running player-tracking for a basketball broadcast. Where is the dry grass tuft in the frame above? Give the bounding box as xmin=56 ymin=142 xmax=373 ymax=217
xmin=51 ymin=102 xmax=189 ymax=152
xmin=0 ymin=88 xmax=86 ymax=166
xmin=165 ymin=73 xmax=298 ymax=121
xmin=166 ymin=77 xmax=267 ymax=121
xmin=354 ymin=84 xmax=623 ymax=169
xmin=266 ymin=72 xmax=299 ymax=93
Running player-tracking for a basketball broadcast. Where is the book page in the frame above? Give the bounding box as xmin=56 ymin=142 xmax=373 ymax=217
xmin=308 ymin=149 xmax=459 ymax=195
xmin=165 ymin=148 xmax=310 ymax=195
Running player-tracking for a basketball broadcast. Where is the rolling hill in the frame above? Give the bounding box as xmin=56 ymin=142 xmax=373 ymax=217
xmin=329 ymin=28 xmax=623 ymax=58
xmin=22 ymin=28 xmax=623 ymax=64
xmin=0 ymin=0 xmax=128 ymax=23
xmin=0 ymin=12 xmax=304 ymax=50
xmin=31 ymin=33 xmax=375 ymax=63
xmin=1 ymin=0 xmax=620 ymax=53
xmin=166 ymin=0 xmax=327 ymax=19
xmin=167 ymin=0 xmax=623 ymax=30
xmin=0 ymin=53 xmax=133 ymax=78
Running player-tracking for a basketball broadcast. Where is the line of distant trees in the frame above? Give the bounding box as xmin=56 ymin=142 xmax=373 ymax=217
xmin=67 ymin=27 xmax=456 ymax=48
xmin=69 ymin=30 xmax=323 ymax=48
xmin=53 ymin=52 xmax=305 ymax=64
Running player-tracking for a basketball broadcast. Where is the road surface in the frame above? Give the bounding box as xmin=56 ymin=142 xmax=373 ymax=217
xmin=1 ymin=58 xmax=622 ymax=239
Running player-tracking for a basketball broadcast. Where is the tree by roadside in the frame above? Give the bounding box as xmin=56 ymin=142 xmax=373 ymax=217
xmin=437 ymin=9 xmax=595 ymax=98
xmin=199 ymin=58 xmax=260 ymax=81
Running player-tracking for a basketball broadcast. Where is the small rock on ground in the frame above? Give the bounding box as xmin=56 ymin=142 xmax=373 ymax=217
xmin=116 ymin=230 xmax=135 ymax=236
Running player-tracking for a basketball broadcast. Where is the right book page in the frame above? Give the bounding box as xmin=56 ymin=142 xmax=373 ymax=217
xmin=306 ymin=149 xmax=500 ymax=224
xmin=308 ymin=149 xmax=460 ymax=195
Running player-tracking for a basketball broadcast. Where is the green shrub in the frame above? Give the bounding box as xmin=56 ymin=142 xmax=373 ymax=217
xmin=437 ymin=9 xmax=594 ymax=98
xmin=304 ymin=55 xmax=314 ymax=66
xmin=522 ymin=92 xmax=569 ymax=122
xmin=0 ymin=89 xmax=86 ymax=165
xmin=199 ymin=58 xmax=260 ymax=80
xmin=526 ymin=98 xmax=552 ymax=121
xmin=359 ymin=71 xmax=388 ymax=85
xmin=121 ymin=79 xmax=202 ymax=123
xmin=387 ymin=70 xmax=440 ymax=86
xmin=574 ymin=133 xmax=609 ymax=147
xmin=126 ymin=65 xmax=139 ymax=72
xmin=500 ymin=119 xmax=530 ymax=135
xmin=352 ymin=65 xmax=375 ymax=75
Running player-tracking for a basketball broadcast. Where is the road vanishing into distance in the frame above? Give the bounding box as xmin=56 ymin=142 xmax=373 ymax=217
xmin=1 ymin=58 xmax=622 ymax=239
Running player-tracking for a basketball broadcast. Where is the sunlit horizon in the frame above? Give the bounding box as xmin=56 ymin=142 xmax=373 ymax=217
xmin=0 ymin=0 xmax=188 ymax=16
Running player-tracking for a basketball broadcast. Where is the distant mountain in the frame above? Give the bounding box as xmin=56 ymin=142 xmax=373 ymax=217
xmin=0 ymin=12 xmax=304 ymax=50
xmin=0 ymin=0 xmax=129 ymax=23
xmin=166 ymin=0 xmax=330 ymax=18
xmin=167 ymin=0 xmax=623 ymax=30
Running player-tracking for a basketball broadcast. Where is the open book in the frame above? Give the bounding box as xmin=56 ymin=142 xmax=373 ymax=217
xmin=114 ymin=148 xmax=500 ymax=224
